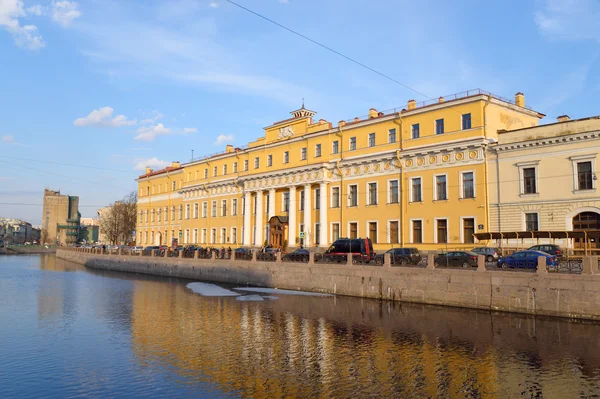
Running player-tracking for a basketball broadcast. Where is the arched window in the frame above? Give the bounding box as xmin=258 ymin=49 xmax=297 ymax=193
xmin=573 ymin=212 xmax=600 ymax=230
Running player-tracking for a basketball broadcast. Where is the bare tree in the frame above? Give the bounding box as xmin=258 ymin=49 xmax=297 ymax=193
xmin=99 ymin=192 xmax=138 ymax=245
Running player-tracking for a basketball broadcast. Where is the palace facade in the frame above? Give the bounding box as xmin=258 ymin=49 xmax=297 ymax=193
xmin=136 ymin=89 xmax=543 ymax=252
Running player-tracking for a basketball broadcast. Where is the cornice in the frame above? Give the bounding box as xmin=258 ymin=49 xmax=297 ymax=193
xmin=493 ymin=130 xmax=600 ymax=152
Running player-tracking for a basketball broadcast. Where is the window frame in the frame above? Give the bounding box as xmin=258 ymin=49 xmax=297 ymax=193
xmin=523 ymin=212 xmax=540 ymax=232
xmin=410 ymin=176 xmax=422 ymax=203
xmin=366 ymin=220 xmax=378 ymax=244
xmin=283 ymin=151 xmax=289 ymax=164
xmin=301 ymin=147 xmax=307 ymax=161
xmin=434 ymin=218 xmax=448 ymax=244
xmin=349 ymin=137 xmax=356 ymax=151
xmin=202 ymin=201 xmax=208 ymax=218
xmin=331 ymin=186 xmax=340 ymax=208
xmin=569 ymin=154 xmax=596 ymax=192
xmin=194 ymin=202 xmax=199 ymax=219
xmin=388 ymin=128 xmax=396 ymax=144
xmin=282 ymin=192 xmax=290 ymax=212
xmin=366 ymin=181 xmax=378 ymax=206
xmin=211 ymin=200 xmax=217 ymax=218
xmin=388 ymin=179 xmax=399 ymax=204
xmin=411 ymin=123 xmax=420 ymax=139
xmin=368 ymin=132 xmax=376 ymax=147
xmin=332 ymin=140 xmax=339 ymax=154
xmin=517 ymin=161 xmax=539 ymax=196
xmin=315 ymin=143 xmax=322 ymax=157
xmin=462 ymin=113 xmax=472 ymax=130
xmin=254 ymin=157 xmax=260 ymax=169
xmin=348 ymin=184 xmax=358 ymax=207
xmin=460 ymin=217 xmax=477 ymax=244
xmin=231 ymin=198 xmax=238 ymax=216
xmin=460 ymin=170 xmax=476 ymax=199
xmin=433 ymin=173 xmax=448 ymax=201
xmin=348 ymin=221 xmax=359 ymax=239
xmin=331 ymin=222 xmax=340 ymax=242
xmin=435 ymin=118 xmax=444 ymax=135
xmin=267 ymin=154 xmax=273 ymax=167
xmin=410 ymin=219 xmax=423 ymax=244
xmin=387 ymin=219 xmax=400 ymax=244
xmin=244 ymin=160 xmax=249 ymax=171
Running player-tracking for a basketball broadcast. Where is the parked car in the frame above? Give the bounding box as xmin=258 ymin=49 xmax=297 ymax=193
xmin=434 ymin=251 xmax=479 ymax=268
xmin=282 ymin=248 xmax=310 ymax=262
xmin=375 ymin=247 xmax=421 ymax=266
xmin=471 ymin=247 xmax=501 ymax=262
xmin=234 ymin=247 xmax=253 ymax=260
xmin=322 ymin=238 xmax=375 ymax=264
xmin=131 ymin=246 xmax=144 ymax=254
xmin=527 ymin=244 xmax=564 ymax=258
xmin=498 ymin=250 xmax=559 ymax=269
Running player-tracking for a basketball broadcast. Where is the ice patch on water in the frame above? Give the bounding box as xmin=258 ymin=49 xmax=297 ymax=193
xmin=233 ymin=287 xmax=332 ymax=297
xmin=186 ymin=282 xmax=240 ymax=297
xmin=236 ymin=295 xmax=264 ymax=301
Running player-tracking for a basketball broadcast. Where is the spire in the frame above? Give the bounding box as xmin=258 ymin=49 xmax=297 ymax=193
xmin=302 ymin=97 xmax=305 ymax=108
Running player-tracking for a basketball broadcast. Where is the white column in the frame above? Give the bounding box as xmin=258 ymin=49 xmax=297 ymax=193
xmin=255 ymin=191 xmax=263 ymax=247
xmin=268 ymin=189 xmax=276 ymax=220
xmin=288 ymin=186 xmax=297 ymax=248
xmin=243 ymin=191 xmax=251 ymax=246
xmin=304 ymin=184 xmax=312 ymax=247
xmin=319 ymin=182 xmax=328 ymax=247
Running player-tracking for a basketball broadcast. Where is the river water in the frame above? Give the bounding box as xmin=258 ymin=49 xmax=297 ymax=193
xmin=2 ymin=255 xmax=600 ymax=398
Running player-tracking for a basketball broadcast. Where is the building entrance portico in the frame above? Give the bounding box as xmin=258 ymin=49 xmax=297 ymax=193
xmin=268 ymin=216 xmax=288 ymax=249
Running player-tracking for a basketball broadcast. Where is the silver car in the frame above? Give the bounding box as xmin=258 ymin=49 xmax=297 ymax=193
xmin=471 ymin=247 xmax=501 ymax=262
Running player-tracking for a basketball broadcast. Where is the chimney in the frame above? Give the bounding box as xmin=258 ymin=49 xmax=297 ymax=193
xmin=368 ymin=108 xmax=378 ymax=118
xmin=226 ymin=144 xmax=234 ymax=153
xmin=407 ymin=99 xmax=416 ymax=110
xmin=515 ymin=92 xmax=525 ymax=108
xmin=145 ymin=167 xmax=152 ymax=174
xmin=438 ymin=96 xmax=445 ymax=103
xmin=354 ymin=117 xmax=360 ymax=122
xmin=171 ymin=161 xmax=180 ymax=168
xmin=337 ymin=120 xmax=346 ymax=127
xmin=557 ymin=115 xmax=570 ymax=122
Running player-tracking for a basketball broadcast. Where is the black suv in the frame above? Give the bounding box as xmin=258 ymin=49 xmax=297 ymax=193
xmin=375 ymin=248 xmax=421 ymax=265
xmin=527 ymin=244 xmax=564 ymax=258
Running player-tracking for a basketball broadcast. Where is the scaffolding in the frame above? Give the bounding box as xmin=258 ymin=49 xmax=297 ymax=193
xmin=473 ymin=230 xmax=600 ymax=256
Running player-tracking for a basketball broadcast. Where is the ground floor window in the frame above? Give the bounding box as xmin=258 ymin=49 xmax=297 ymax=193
xmin=315 ymin=223 xmax=320 ymax=245
xmin=369 ymin=222 xmax=377 ymax=243
xmin=437 ymin=219 xmax=447 ymax=244
xmin=350 ymin=222 xmax=358 ymax=239
xmin=221 ymin=228 xmax=226 ymax=244
xmin=211 ymin=228 xmax=216 ymax=244
xmin=231 ymin=228 xmax=237 ymax=244
xmin=389 ymin=221 xmax=399 ymax=244
xmin=332 ymin=223 xmax=340 ymax=242
xmin=412 ymin=221 xmax=422 ymax=244
xmin=463 ymin=218 xmax=475 ymax=244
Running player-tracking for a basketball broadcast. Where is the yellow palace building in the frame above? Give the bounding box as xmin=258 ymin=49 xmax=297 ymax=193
xmin=136 ymin=89 xmax=543 ymax=252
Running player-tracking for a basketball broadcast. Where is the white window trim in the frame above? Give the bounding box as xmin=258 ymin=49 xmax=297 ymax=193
xmin=459 ymin=170 xmax=476 ymax=199
xmin=211 ymin=200 xmax=217 ymax=218
xmin=386 ymin=219 xmax=400 ymax=244
xmin=332 ymin=140 xmax=339 ymax=154
xmin=522 ymin=211 xmax=541 ymax=231
xmin=347 ymin=221 xmax=359 ymax=239
xmin=433 ymin=217 xmax=449 ymax=244
xmin=300 ymin=147 xmax=307 ymax=161
xmin=330 ymin=222 xmax=341 ymax=242
xmin=314 ymin=187 xmax=321 ymax=210
xmin=347 ymin=184 xmax=359 ymax=207
xmin=202 ymin=201 xmax=208 ymax=218
xmin=388 ymin=128 xmax=397 ymax=144
xmin=409 ymin=176 xmax=423 ymax=203
xmin=267 ymin=154 xmax=273 ymax=167
xmin=283 ymin=151 xmax=289 ymax=164
xmin=315 ymin=143 xmax=322 ymax=157
xmin=221 ymin=227 xmax=227 ymax=244
xmin=365 ymin=220 xmax=378 ymax=243
xmin=366 ymin=181 xmax=378 ymax=206
xmin=230 ymin=227 xmax=237 ymax=244
xmin=349 ymin=137 xmax=356 ymax=151
xmin=516 ymin=161 xmax=540 ymax=195
xmin=409 ymin=218 xmax=424 ymax=244
xmin=411 ymin=123 xmax=420 ymax=139
xmin=233 ymin=162 xmax=238 ymax=173
xmin=282 ymin=192 xmax=290 ymax=212
xmin=185 ymin=204 xmax=190 ymax=219
xmin=569 ymin=154 xmax=597 ymax=191
xmin=231 ymin=198 xmax=238 ymax=216
xmin=203 ymin=169 xmax=208 ymax=179
xmin=433 ymin=173 xmax=448 ymax=201
xmin=434 ymin=118 xmax=444 ymax=135
xmin=221 ymin=199 xmax=227 ymax=217
xmin=299 ymin=190 xmax=305 ymax=211
xmin=254 ymin=157 xmax=260 ymax=169
xmin=223 ymin=165 xmax=227 ymax=175
xmin=184 ymin=229 xmax=190 ymax=244
xmin=461 ymin=113 xmax=472 ymax=130
xmin=460 ymin=216 xmax=478 ymax=244
xmin=202 ymin=228 xmax=207 ymax=244
xmin=211 ymin=228 xmax=217 ymax=244
xmin=387 ymin=178 xmax=400 ymax=204
xmin=330 ymin=185 xmax=341 ymax=208
xmin=213 ymin=166 xmax=217 ymax=177
xmin=314 ymin=222 xmax=321 ymax=245
xmin=193 ymin=228 xmax=198 ymax=244
xmin=368 ymin=132 xmax=376 ymax=147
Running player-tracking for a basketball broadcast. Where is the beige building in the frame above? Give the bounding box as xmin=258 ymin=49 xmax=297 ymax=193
xmin=42 ymin=189 xmax=81 ymax=245
xmin=488 ymin=115 xmax=600 ymax=252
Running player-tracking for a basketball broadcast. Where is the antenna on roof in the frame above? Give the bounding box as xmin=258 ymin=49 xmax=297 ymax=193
xmin=191 ymin=149 xmax=194 ymax=161
xmin=302 ymin=98 xmax=305 ymax=108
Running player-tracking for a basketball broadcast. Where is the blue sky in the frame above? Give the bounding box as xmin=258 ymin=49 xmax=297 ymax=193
xmin=1 ymin=0 xmax=599 ymax=224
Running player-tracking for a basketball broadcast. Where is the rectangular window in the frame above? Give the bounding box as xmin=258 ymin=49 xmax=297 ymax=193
xmin=389 ymin=221 xmax=399 ymax=244
xmin=172 ymin=181 xmax=177 ymax=191
xmin=231 ymin=228 xmax=237 ymax=244
xmin=301 ymin=147 xmax=307 ymax=160
xmin=253 ymin=196 xmax=257 ymax=215
xmin=223 ymin=164 xmax=227 ymax=175
xmin=171 ymin=207 xmax=175 ymax=221
xmin=232 ymin=199 xmax=237 ymax=216
xmin=233 ymin=162 xmax=238 ymax=173
xmin=462 ymin=172 xmax=474 ymax=198
xmin=315 ymin=223 xmax=320 ymax=245
xmin=315 ymin=188 xmax=320 ymax=210
xmin=244 ymin=160 xmax=249 ymax=171
xmin=412 ymin=220 xmax=422 ymax=244
xmin=242 ymin=197 xmax=245 ymax=215
xmin=411 ymin=178 xmax=422 ymax=202
xmin=389 ymin=180 xmax=399 ymax=204
xmin=164 ymin=207 xmax=168 ymax=222
xmin=266 ymin=194 xmax=270 ymax=214
xmin=369 ymin=222 xmax=377 ymax=243
xmin=178 ymin=206 xmax=182 ymax=220
xmin=203 ymin=169 xmax=208 ymax=179
xmin=157 ymin=210 xmax=161 ymax=222
xmin=211 ymin=229 xmax=216 ymax=244
xmin=283 ymin=151 xmax=289 ymax=164
xmin=332 ymin=223 xmax=340 ymax=241
xmin=332 ymin=187 xmax=340 ymax=208
xmin=315 ymin=144 xmax=322 ymax=157
xmin=412 ymin=124 xmax=420 ymax=139
xmin=577 ymin=161 xmax=593 ymax=190
xmin=350 ymin=222 xmax=358 ymax=239
xmin=463 ymin=218 xmax=475 ymax=243
xmin=436 ymin=175 xmax=447 ymax=200
xmin=194 ymin=203 xmax=199 ymax=219
xmin=202 ymin=229 xmax=207 ymax=244
xmin=193 ymin=229 xmax=198 ymax=244
xmin=185 ymin=204 xmax=190 ymax=219
xmin=332 ymin=140 xmax=339 ymax=154
xmin=462 ymin=113 xmax=472 ymax=130
xmin=283 ymin=193 xmax=290 ymax=212
xmin=211 ymin=201 xmax=217 ymax=217
xmin=368 ymin=183 xmax=377 ymax=205
xmin=523 ymin=167 xmax=537 ymax=194
xmin=437 ymin=219 xmax=448 ymax=243
xmin=212 ymin=166 xmax=217 ymax=177
xmin=349 ymin=137 xmax=356 ymax=151
xmin=222 ymin=200 xmax=227 ymax=217
xmin=254 ymin=157 xmax=260 ymax=169
xmin=267 ymin=155 xmax=272 ymax=167
xmin=151 ymin=210 xmax=155 ymax=223
xmin=435 ymin=118 xmax=444 ymax=135
xmin=221 ymin=228 xmax=226 ymax=244
xmin=388 ymin=128 xmax=396 ymax=144
xmin=349 ymin=185 xmax=358 ymax=207
xmin=202 ymin=202 xmax=207 ymax=218
xmin=368 ymin=133 xmax=375 ymax=147
xmin=300 ymin=190 xmax=304 ymax=211
xmin=525 ymin=213 xmax=539 ymax=231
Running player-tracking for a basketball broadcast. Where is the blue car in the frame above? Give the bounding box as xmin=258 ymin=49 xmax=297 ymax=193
xmin=497 ymin=250 xmax=559 ymax=269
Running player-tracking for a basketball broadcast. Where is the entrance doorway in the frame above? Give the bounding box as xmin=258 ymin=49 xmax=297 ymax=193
xmin=268 ymin=216 xmax=288 ymax=249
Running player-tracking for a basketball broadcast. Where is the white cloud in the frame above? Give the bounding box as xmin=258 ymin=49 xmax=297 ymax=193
xmin=214 ymin=134 xmax=234 ymax=146
xmin=140 ymin=111 xmax=164 ymax=125
xmin=279 ymin=0 xmax=289 ymax=4
xmin=2 ymin=135 xmax=14 ymax=143
xmin=50 ymin=0 xmax=81 ymax=27
xmin=535 ymin=0 xmax=600 ymax=43
xmin=209 ymin=2 xmax=219 ymax=8
xmin=134 ymin=157 xmax=170 ymax=171
xmin=26 ymin=5 xmax=43 ymax=16
xmin=73 ymin=107 xmax=136 ymax=128
xmin=183 ymin=127 xmax=197 ymax=133
xmin=134 ymin=123 xmax=170 ymax=141
xmin=0 ymin=0 xmax=45 ymax=49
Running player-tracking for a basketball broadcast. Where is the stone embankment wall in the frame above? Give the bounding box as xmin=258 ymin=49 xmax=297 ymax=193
xmin=57 ymin=249 xmax=600 ymax=321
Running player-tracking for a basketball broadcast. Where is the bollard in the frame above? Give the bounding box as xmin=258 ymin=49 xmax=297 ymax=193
xmin=427 ymin=254 xmax=435 ymax=270
xmin=582 ymin=256 xmax=599 ymax=275
xmin=118 ymin=248 xmax=122 ymax=256
xmin=252 ymin=250 xmax=257 ymax=263
xmin=178 ymin=249 xmax=183 ymax=259
xmin=309 ymin=252 xmax=315 ymax=265
xmin=232 ymin=250 xmax=236 ymax=261
xmin=477 ymin=255 xmax=486 ymax=272
xmin=164 ymin=249 xmax=168 ymax=258
xmin=384 ymin=253 xmax=391 ymax=268
xmin=347 ymin=253 xmax=353 ymax=266
xmin=151 ymin=249 xmax=156 ymax=257
xmin=537 ymin=256 xmax=548 ymax=275
xmin=193 ymin=250 xmax=199 ymax=259
xmin=212 ymin=251 xmax=217 ymax=260
xmin=276 ymin=251 xmax=281 ymax=263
